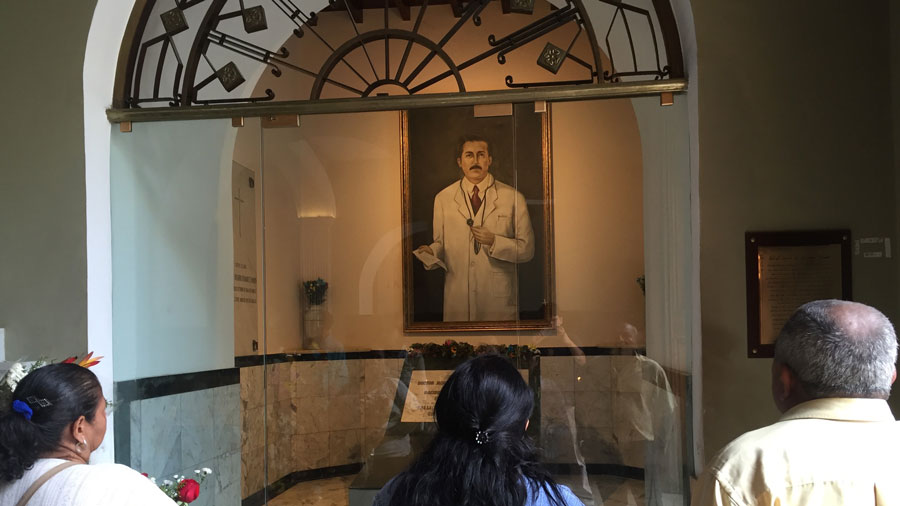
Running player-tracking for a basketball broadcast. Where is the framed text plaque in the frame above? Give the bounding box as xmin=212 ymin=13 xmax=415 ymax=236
xmin=745 ymin=230 xmax=852 ymax=358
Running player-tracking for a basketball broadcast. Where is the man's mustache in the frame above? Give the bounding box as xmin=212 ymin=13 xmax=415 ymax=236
xmin=469 ymin=165 xmax=483 ymax=171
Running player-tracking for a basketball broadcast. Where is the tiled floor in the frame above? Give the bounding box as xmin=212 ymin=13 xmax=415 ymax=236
xmin=267 ymin=474 xmax=645 ymax=506
xmin=268 ymin=475 xmax=356 ymax=506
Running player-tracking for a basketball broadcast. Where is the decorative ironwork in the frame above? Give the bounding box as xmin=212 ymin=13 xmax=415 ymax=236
xmin=508 ymin=0 xmax=535 ymax=15
xmin=160 ymin=7 xmax=189 ymax=35
xmin=537 ymin=42 xmax=565 ymax=74
xmin=116 ymin=0 xmax=684 ymax=113
xmin=241 ymin=5 xmax=268 ymax=32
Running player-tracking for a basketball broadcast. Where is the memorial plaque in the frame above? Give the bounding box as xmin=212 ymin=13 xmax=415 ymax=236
xmin=400 ymin=368 xmax=530 ymax=422
xmin=745 ymin=230 xmax=851 ymax=357
xmin=401 ymin=370 xmax=451 ymax=422
xmin=757 ymin=244 xmax=843 ymax=345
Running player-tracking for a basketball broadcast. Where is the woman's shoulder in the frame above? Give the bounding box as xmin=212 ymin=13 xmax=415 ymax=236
xmin=78 ymin=463 xmax=176 ymax=504
xmin=85 ymin=462 xmax=149 ymax=478
xmin=372 ymin=475 xmax=400 ymax=506
xmin=524 ymin=479 xmax=584 ymax=506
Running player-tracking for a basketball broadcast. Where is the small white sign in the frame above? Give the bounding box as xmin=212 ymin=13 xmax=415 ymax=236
xmin=857 ymin=237 xmax=890 ymax=259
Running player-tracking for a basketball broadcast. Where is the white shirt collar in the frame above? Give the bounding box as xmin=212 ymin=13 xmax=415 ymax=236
xmin=779 ymin=397 xmax=895 ymax=423
xmin=461 ymin=174 xmax=494 ymax=196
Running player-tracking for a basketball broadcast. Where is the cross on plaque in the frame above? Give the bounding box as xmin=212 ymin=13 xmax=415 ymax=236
xmin=233 ymin=189 xmax=246 ymax=237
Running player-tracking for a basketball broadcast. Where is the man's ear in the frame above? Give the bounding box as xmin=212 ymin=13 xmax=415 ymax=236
xmin=771 ymin=361 xmax=796 ymax=413
xmin=892 ymin=367 xmax=897 ymax=385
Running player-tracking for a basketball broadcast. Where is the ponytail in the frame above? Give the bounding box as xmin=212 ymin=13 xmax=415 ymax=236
xmin=0 ymin=364 xmax=102 ymax=482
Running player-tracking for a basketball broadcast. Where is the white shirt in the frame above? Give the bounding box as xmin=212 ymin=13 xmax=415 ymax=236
xmin=460 ymin=174 xmax=495 ymax=208
xmin=0 ymin=458 xmax=176 ymax=506
xmin=692 ymin=398 xmax=900 ymax=506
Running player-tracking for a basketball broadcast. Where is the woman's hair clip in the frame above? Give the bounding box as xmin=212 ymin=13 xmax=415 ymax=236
xmin=11 ymin=400 xmax=33 ymax=421
xmin=26 ymin=396 xmax=52 ymax=408
xmin=474 ymin=430 xmax=490 ymax=445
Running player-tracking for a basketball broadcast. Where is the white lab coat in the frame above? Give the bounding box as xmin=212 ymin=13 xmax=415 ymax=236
xmin=426 ymin=176 xmax=535 ymax=321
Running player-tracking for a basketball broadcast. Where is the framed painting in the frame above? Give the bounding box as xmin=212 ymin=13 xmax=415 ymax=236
xmin=401 ymin=104 xmax=554 ymax=332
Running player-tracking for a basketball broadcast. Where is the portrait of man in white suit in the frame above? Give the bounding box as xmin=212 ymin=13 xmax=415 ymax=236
xmin=414 ymin=135 xmax=535 ymax=321
xmin=402 ymin=105 xmax=552 ymax=330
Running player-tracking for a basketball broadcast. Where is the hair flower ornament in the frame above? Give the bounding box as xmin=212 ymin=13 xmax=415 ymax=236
xmin=1 ymin=352 xmax=103 ymax=415
xmin=474 ymin=430 xmax=490 ymax=445
xmin=11 ymin=400 xmax=33 ymax=420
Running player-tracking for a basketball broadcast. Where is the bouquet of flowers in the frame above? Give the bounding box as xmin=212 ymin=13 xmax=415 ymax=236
xmin=144 ymin=468 xmax=212 ymax=505
xmin=407 ymin=340 xmax=540 ymax=361
xmin=302 ymin=277 xmax=329 ymax=306
xmin=0 ymin=353 xmax=102 ymax=411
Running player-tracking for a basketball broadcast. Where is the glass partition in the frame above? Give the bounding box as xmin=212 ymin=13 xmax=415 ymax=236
xmin=247 ymin=96 xmax=692 ymax=506
xmin=110 ymin=118 xmax=260 ymax=506
xmin=107 ymin=94 xmax=692 ymax=506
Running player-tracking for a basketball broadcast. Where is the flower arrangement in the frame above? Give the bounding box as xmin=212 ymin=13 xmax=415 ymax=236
xmin=144 ymin=468 xmax=212 ymax=505
xmin=0 ymin=352 xmax=102 ymax=411
xmin=407 ymin=340 xmax=540 ymax=361
xmin=302 ymin=277 xmax=329 ymax=306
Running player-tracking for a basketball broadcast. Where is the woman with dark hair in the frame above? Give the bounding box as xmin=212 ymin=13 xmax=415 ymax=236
xmin=374 ymin=354 xmax=584 ymax=506
xmin=0 ymin=363 xmax=174 ymax=505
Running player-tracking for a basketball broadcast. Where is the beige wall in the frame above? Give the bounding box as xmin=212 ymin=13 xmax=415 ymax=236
xmin=0 ymin=2 xmax=96 ymax=359
xmin=693 ymin=1 xmax=899 ymax=460
xmin=893 ymin=0 xmax=900 ymax=321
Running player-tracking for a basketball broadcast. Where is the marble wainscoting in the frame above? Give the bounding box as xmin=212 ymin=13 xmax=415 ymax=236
xmin=540 ymin=351 xmax=676 ymax=472
xmin=240 ymin=356 xmax=404 ymax=500
xmin=115 ymin=371 xmax=242 ymax=506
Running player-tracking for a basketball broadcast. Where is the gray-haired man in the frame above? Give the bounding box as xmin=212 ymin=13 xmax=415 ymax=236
xmin=692 ymin=299 xmax=900 ymax=506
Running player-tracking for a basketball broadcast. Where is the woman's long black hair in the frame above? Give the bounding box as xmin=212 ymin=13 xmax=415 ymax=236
xmin=386 ymin=354 xmax=567 ymax=506
xmin=0 ymin=363 xmax=103 ymax=482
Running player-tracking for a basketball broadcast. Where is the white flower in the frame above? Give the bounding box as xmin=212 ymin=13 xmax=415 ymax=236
xmin=202 ymin=467 xmax=212 ymax=475
xmin=150 ymin=477 xmax=157 ymax=485
xmin=194 ymin=469 xmax=201 ymax=474
xmin=163 ymin=479 xmax=173 ymax=486
xmin=4 ymin=363 xmax=26 ymax=391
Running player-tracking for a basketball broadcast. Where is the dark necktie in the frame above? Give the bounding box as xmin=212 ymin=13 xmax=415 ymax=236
xmin=471 ymin=186 xmax=482 ymax=254
xmin=471 ymin=186 xmax=482 ymax=215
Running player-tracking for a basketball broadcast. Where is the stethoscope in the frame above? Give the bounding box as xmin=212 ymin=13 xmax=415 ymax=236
xmin=458 ymin=178 xmax=495 ymax=253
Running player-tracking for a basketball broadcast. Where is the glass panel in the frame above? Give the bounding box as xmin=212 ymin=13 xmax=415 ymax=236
xmin=247 ymin=99 xmax=691 ymax=506
xmin=110 ymin=118 xmax=259 ymax=506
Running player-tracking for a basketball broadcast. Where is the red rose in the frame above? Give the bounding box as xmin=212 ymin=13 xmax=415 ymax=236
xmin=141 ymin=472 xmax=149 ymax=478
xmin=177 ymin=479 xmax=200 ymax=503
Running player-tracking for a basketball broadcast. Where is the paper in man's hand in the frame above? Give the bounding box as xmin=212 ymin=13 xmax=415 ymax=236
xmin=413 ymin=249 xmax=447 ymax=271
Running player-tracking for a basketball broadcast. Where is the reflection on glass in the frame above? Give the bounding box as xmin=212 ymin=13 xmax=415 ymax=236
xmin=234 ymin=97 xmax=690 ymax=506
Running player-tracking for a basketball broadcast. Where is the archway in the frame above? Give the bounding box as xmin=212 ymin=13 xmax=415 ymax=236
xmin=85 ymin=0 xmax=704 ymax=502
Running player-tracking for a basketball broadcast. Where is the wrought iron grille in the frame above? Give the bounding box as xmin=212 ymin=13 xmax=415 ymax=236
xmin=117 ymin=0 xmax=683 ymax=109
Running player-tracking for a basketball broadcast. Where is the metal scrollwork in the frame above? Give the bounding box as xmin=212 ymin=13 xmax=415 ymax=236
xmin=116 ymin=0 xmax=684 ymax=112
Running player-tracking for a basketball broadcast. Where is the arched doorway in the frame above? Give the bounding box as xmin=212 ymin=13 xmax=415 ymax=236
xmin=84 ymin=0 xmax=700 ymax=503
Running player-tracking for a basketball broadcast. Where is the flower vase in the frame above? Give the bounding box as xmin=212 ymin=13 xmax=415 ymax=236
xmin=303 ymin=304 xmax=324 ymax=349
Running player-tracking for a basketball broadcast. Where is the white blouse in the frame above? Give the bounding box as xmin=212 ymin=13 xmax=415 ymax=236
xmin=0 ymin=458 xmax=176 ymax=506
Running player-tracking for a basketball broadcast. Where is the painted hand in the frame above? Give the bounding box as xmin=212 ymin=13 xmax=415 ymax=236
xmin=470 ymin=226 xmax=495 ymax=246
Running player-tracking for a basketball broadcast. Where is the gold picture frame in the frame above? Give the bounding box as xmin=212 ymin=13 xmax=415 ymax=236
xmin=401 ymin=104 xmax=554 ymax=332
